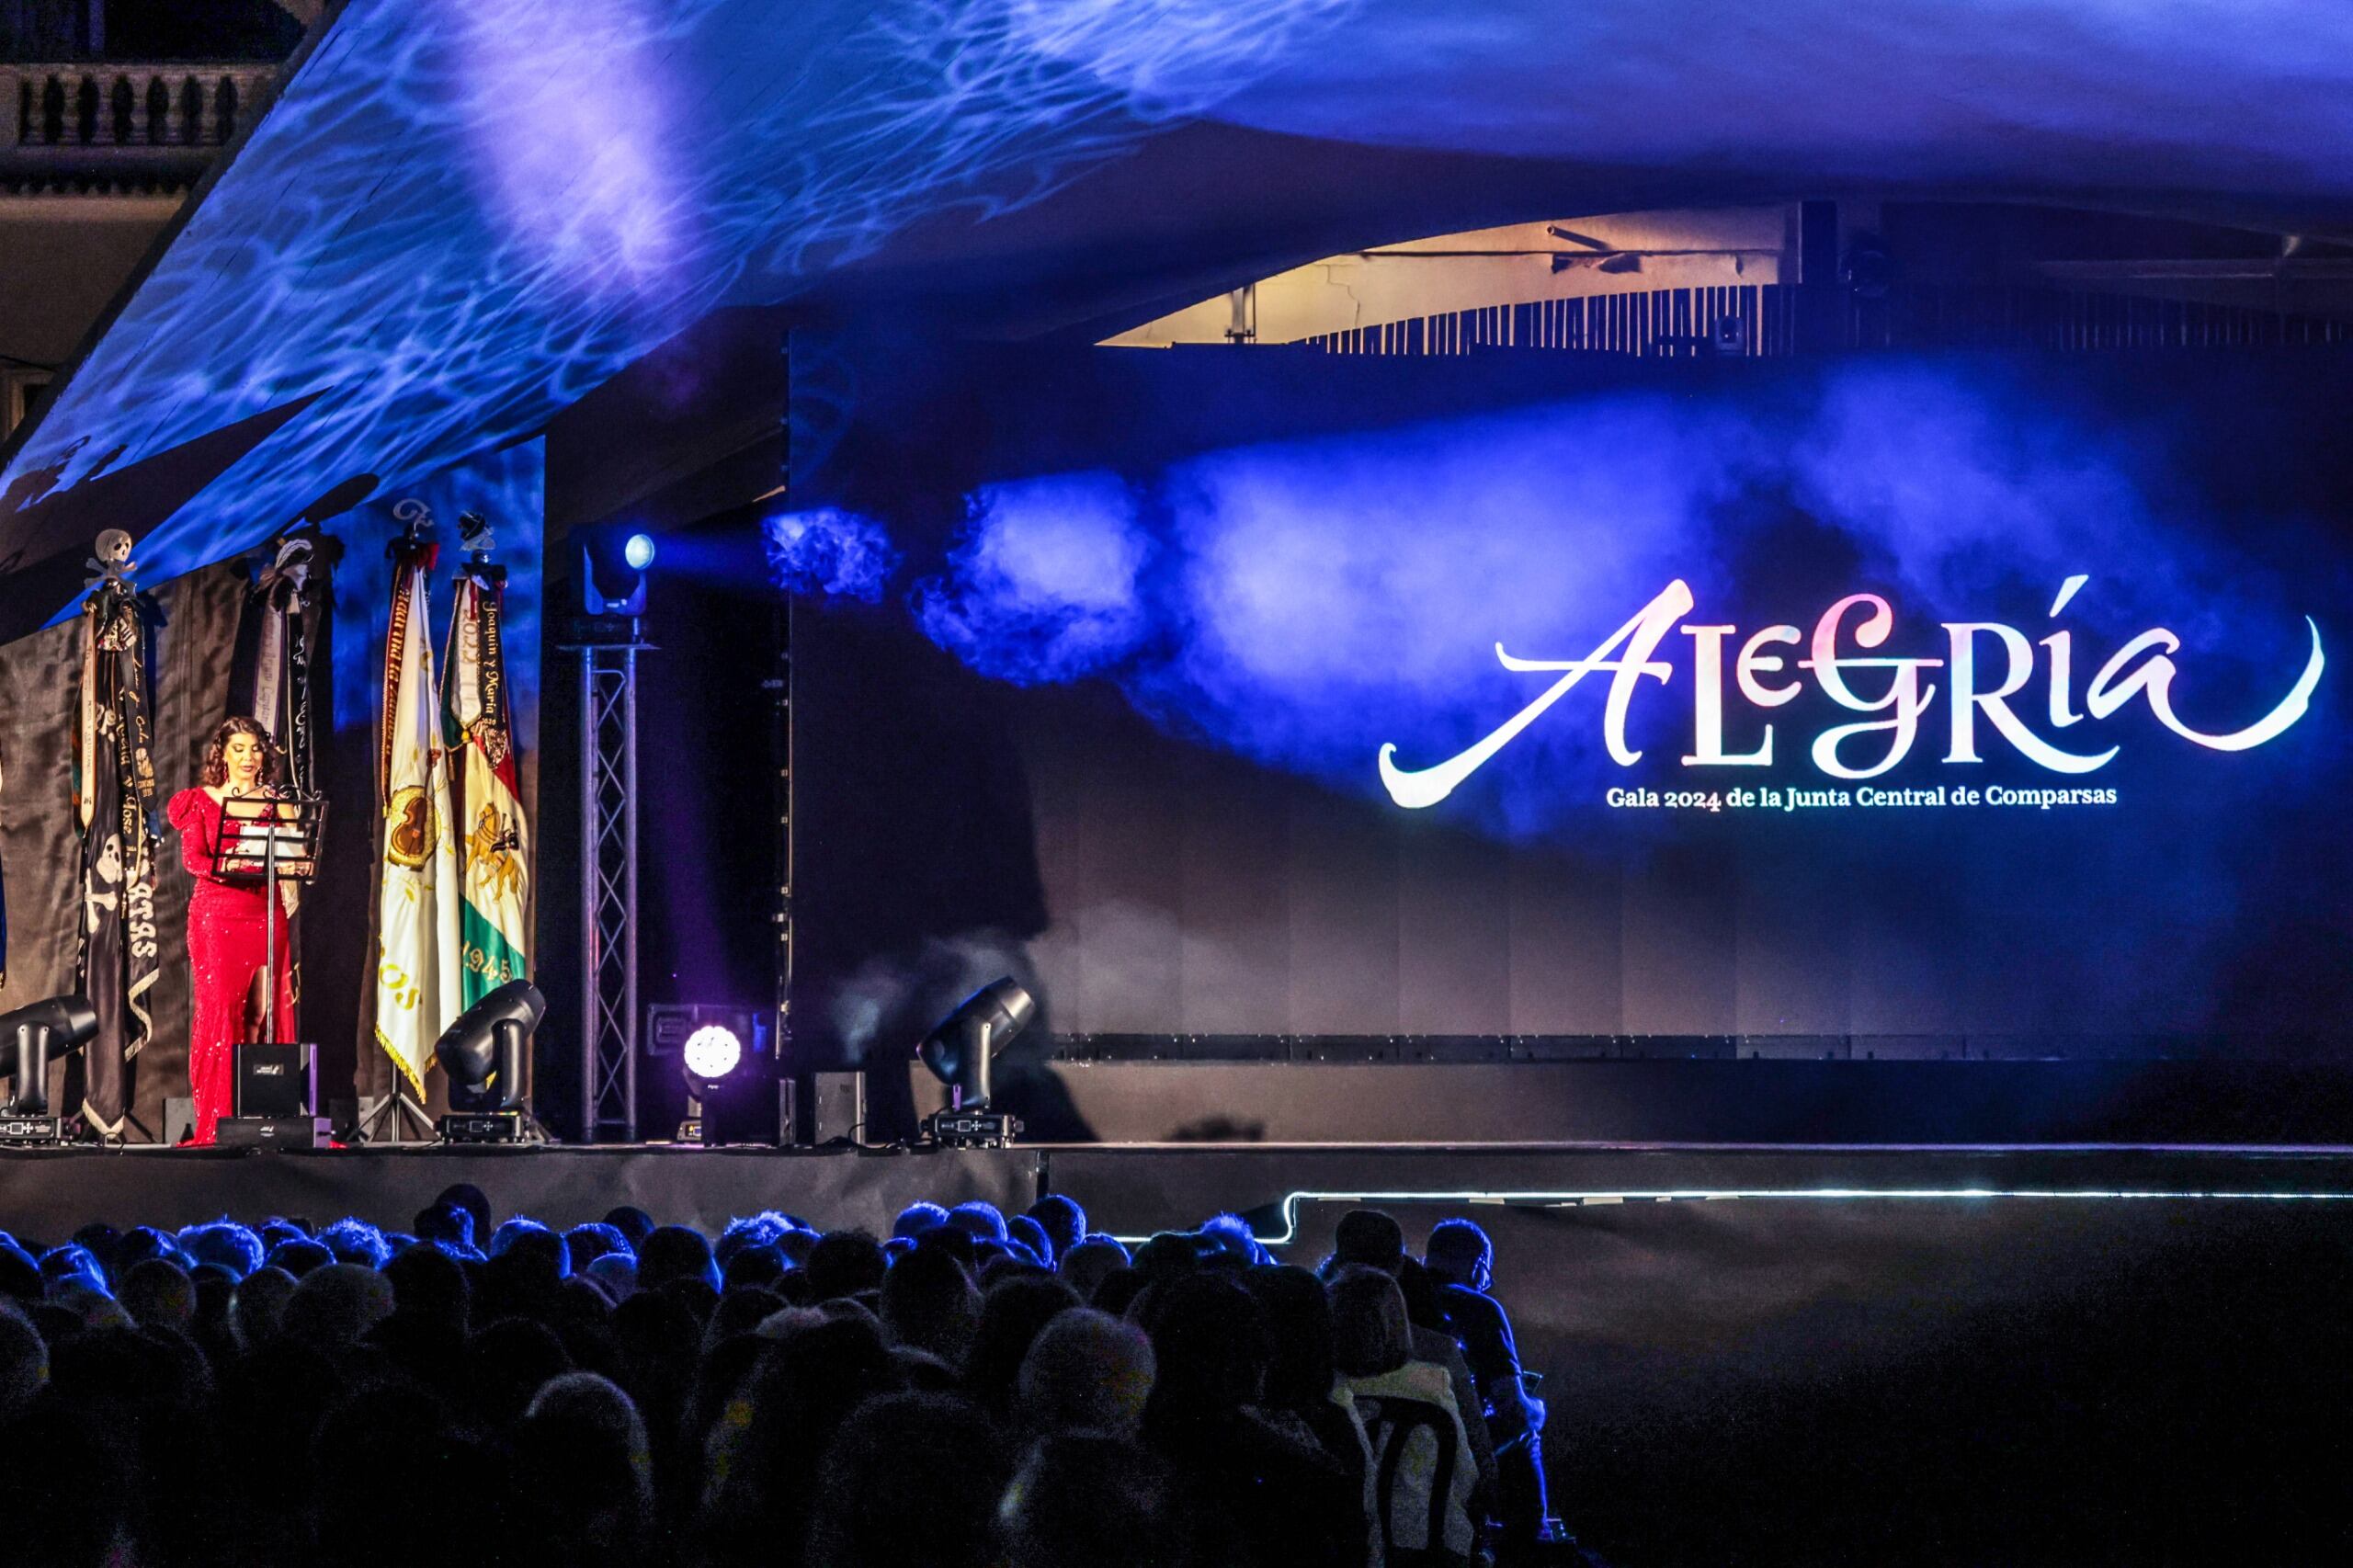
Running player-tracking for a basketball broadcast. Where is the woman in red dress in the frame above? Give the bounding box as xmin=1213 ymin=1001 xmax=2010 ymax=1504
xmin=165 ymin=717 xmax=296 ymax=1145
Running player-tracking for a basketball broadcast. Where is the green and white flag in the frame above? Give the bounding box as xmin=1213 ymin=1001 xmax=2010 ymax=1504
xmin=443 ymin=542 xmax=529 ymax=1006
xmin=375 ymin=533 xmax=461 ymax=1099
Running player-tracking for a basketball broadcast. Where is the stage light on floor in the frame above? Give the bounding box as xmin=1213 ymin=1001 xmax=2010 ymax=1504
xmin=678 ymin=1022 xmax=745 ymax=1144
xmin=624 ymin=531 xmax=656 ymax=571
xmin=684 ymin=1023 xmax=742 ymax=1083
xmin=434 ymin=980 xmax=548 ymax=1144
xmin=918 ymin=977 xmax=1034 ymax=1148
xmin=0 ymin=994 xmax=97 ymax=1144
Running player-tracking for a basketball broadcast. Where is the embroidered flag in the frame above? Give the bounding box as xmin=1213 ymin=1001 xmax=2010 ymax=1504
xmin=373 ymin=528 xmax=461 ymax=1100
xmin=443 ymin=524 xmax=529 ymax=1009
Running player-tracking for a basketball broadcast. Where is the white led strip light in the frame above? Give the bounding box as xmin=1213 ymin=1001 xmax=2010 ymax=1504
xmin=1111 ymin=1187 xmax=2353 ymax=1248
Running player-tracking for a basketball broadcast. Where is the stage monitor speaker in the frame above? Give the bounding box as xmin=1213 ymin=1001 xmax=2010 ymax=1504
xmin=217 ymin=1116 xmax=331 ymax=1150
xmin=811 ymin=1071 xmax=864 ymax=1145
xmin=237 ymin=1044 xmax=316 ymax=1119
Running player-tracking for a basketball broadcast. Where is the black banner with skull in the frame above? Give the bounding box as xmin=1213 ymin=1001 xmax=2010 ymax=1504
xmin=75 ymin=559 xmax=160 ymax=1137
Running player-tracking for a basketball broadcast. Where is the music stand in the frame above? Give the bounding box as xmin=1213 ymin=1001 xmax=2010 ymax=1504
xmin=212 ymin=793 xmax=344 ymax=1137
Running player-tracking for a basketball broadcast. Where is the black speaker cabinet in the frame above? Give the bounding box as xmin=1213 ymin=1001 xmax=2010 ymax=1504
xmin=237 ymin=1043 xmax=317 ymax=1119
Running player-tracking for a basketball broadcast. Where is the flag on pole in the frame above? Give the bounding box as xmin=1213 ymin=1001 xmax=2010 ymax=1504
xmin=232 ymin=532 xmax=324 ymax=797
xmin=374 ymin=526 xmax=461 ymax=1101
xmin=75 ymin=546 xmax=159 ymax=1137
xmin=443 ymin=517 xmax=529 ymax=1007
xmin=230 ymin=531 xmax=324 ymax=1000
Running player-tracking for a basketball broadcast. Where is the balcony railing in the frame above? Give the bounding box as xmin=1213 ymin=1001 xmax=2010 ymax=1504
xmin=2 ymin=62 xmax=278 ymax=155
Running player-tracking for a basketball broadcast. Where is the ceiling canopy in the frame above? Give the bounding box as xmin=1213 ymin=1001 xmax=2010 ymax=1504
xmin=6 ymin=0 xmax=2350 ymax=622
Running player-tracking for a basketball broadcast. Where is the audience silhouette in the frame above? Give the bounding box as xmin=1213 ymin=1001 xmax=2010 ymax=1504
xmin=0 ymin=1188 xmax=1561 ymax=1568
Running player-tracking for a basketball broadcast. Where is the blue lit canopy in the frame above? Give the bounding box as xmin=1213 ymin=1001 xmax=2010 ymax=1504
xmin=5 ymin=0 xmax=2351 ymax=626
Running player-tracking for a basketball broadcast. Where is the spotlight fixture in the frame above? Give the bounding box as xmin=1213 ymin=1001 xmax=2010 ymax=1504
xmin=570 ymin=527 xmax=652 ymax=641
xmin=0 ymin=994 xmax=97 ymax=1144
xmin=917 ymin=978 xmax=1034 ymax=1148
xmin=433 ymin=979 xmax=549 ymax=1144
xmin=677 ymin=1022 xmax=744 ymax=1143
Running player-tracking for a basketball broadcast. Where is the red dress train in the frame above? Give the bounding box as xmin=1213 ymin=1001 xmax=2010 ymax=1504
xmin=165 ymin=788 xmax=296 ymax=1145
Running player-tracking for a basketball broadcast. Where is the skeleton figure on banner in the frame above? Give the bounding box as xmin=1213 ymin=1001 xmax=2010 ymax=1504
xmin=75 ymin=529 xmax=160 ymax=1139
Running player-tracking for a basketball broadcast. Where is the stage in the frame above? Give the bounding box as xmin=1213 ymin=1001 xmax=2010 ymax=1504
xmin=7 ymin=1136 xmax=2351 ymax=1239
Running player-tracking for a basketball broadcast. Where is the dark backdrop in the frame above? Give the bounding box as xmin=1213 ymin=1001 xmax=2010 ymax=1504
xmin=788 ymin=339 xmax=2353 ymax=1071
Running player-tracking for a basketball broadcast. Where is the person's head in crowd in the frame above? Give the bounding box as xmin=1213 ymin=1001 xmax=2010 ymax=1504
xmin=491 ymin=1217 xmax=571 ymax=1273
xmin=1015 ymin=1307 xmax=1156 ymax=1440
xmin=231 ymin=1264 xmax=299 ymax=1350
xmin=1331 ymin=1208 xmax=1407 ymax=1276
xmin=894 ymin=1200 xmax=949 ymax=1240
xmin=383 ymin=1240 xmax=471 ymax=1335
xmin=1025 ymin=1195 xmax=1086 ymax=1261
xmin=587 ymin=1251 xmax=639 ymax=1301
xmin=69 ymin=1222 xmax=119 ymax=1276
xmin=1326 ymin=1266 xmax=1414 ymax=1378
xmin=511 ymin=1372 xmax=654 ymax=1566
xmin=40 ymin=1243 xmax=107 ymax=1295
xmin=311 ymin=1382 xmax=479 ymax=1567
xmin=949 ymin=1200 xmax=1008 ymax=1243
xmin=1139 ymin=1274 xmax=1273 ymax=1422
xmin=881 ymin=1240 xmax=982 ymax=1367
xmin=1091 ymin=1267 xmax=1149 ymax=1317
xmin=1000 ymin=1432 xmax=1180 ymax=1568
xmin=1199 ymin=1212 xmax=1268 ymax=1267
xmin=0 ymin=1240 xmax=41 ymax=1305
xmin=189 ymin=1264 xmax=238 ymax=1352
xmin=435 ymin=1183 xmax=494 ymax=1249
xmin=602 ymin=1205 xmax=655 ymax=1249
xmin=1423 ymin=1217 xmax=1495 ymax=1291
xmin=1058 ymin=1234 xmax=1130 ymax=1301
xmin=1245 ymin=1265 xmax=1340 ymax=1410
xmin=267 ymin=1237 xmax=334 ymax=1278
xmin=777 ymin=1227 xmax=820 ymax=1267
xmin=704 ymin=1284 xmax=784 ymax=1352
xmin=1131 ymin=1233 xmax=1199 ymax=1285
xmin=964 ymin=1274 xmax=1081 ymax=1413
xmin=0 ymin=1304 xmax=50 ymax=1421
xmin=414 ymin=1200 xmax=475 ymax=1252
xmin=701 ymin=1315 xmax=899 ymax=1564
xmin=1006 ymin=1213 xmax=1054 ymax=1267
xmin=175 ymin=1214 xmax=261 ymax=1280
xmin=806 ymin=1230 xmax=887 ymax=1301
xmin=282 ymin=1261 xmax=396 ymax=1355
xmin=119 ymin=1256 xmax=195 ymax=1332
xmin=722 ymin=1243 xmax=788 ymax=1293
xmin=47 ymin=1280 xmax=132 ymax=1332
xmin=637 ymin=1224 xmax=721 ymax=1293
xmin=808 ymin=1392 xmax=1011 ymax=1568
xmin=712 ymin=1216 xmax=778 ymax=1275
xmin=915 ymin=1221 xmax=979 ymax=1272
xmin=258 ymin=1219 xmax=307 ymax=1253
xmin=320 ymin=1216 xmax=392 ymax=1270
xmin=467 ymin=1316 xmax=575 ymax=1430
xmin=1394 ymin=1255 xmax=1449 ymax=1332
xmin=565 ymin=1221 xmax=631 ymax=1268
xmin=114 ymin=1225 xmax=177 ymax=1270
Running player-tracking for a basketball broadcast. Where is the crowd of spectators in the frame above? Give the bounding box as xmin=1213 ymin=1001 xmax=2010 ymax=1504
xmin=0 ymin=1185 xmax=1554 ymax=1568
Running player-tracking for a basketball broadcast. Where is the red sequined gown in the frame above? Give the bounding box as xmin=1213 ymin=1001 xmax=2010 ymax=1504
xmin=165 ymin=788 xmax=295 ymax=1145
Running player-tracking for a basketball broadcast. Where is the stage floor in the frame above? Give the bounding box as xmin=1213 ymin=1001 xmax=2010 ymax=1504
xmin=7 ymin=1139 xmax=2350 ymax=1565
xmin=4 ymin=1136 xmax=2349 ymax=1240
